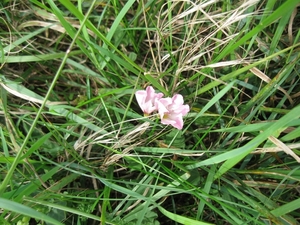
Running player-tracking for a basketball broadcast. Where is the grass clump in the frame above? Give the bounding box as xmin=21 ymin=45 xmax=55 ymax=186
xmin=0 ymin=0 xmax=300 ymax=224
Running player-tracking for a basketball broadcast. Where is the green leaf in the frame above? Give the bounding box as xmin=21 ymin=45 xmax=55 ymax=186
xmin=271 ymin=198 xmax=300 ymax=217
xmin=20 ymin=133 xmax=52 ymax=160
xmin=158 ymin=206 xmax=214 ymax=225
xmin=2 ymin=50 xmax=81 ymax=63
xmin=280 ymin=126 xmax=300 ymax=142
xmin=24 ymin=198 xmax=102 ymax=222
xmin=216 ymin=104 xmax=300 ymax=178
xmin=213 ymin=0 xmax=300 ymax=63
xmin=186 ymin=105 xmax=300 ymax=178
xmin=186 ymin=81 xmax=235 ymax=131
xmin=0 ymin=198 xmax=64 ymax=225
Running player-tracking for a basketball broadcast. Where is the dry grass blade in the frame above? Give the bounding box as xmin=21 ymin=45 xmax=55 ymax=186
xmin=243 ymin=62 xmax=293 ymax=105
xmin=0 ymin=81 xmax=68 ymax=106
xmin=254 ymin=143 xmax=300 ymax=153
xmin=103 ymin=122 xmax=150 ymax=167
xmin=150 ymin=0 xmax=260 ymax=93
xmin=233 ymin=180 xmax=298 ymax=189
xmin=1 ymin=0 xmax=300 ymax=224
xmin=18 ymin=21 xmax=95 ymax=37
xmin=268 ymin=136 xmax=300 ymax=163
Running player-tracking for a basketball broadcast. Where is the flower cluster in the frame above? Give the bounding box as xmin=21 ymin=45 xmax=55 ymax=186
xmin=135 ymin=86 xmax=190 ymax=130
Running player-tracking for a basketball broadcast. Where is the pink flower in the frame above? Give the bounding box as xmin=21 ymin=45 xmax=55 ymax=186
xmin=157 ymin=94 xmax=190 ymax=130
xmin=135 ymin=86 xmax=163 ymax=115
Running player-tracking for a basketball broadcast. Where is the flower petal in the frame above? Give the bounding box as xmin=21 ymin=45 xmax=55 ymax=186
xmin=157 ymin=94 xmax=189 ymax=130
xmin=135 ymin=86 xmax=163 ymax=115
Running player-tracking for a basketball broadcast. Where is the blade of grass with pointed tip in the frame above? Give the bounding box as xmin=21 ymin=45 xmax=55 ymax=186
xmin=20 ymin=133 xmax=52 ymax=160
xmin=185 ymin=81 xmax=235 ymax=131
xmin=213 ymin=0 xmax=299 ymax=64
xmin=57 ymin=0 xmax=143 ymax=74
xmin=216 ymin=104 xmax=300 ymax=178
xmin=1 ymin=78 xmax=107 ymax=133
xmin=2 ymin=166 xmax=61 ymax=201
xmin=192 ymin=42 xmax=300 ymax=97
xmin=2 ymin=50 xmax=81 ymax=63
xmin=186 ymin=105 xmax=300 ymax=176
xmin=45 ymin=0 xmax=90 ymax=57
xmin=158 ymin=206 xmax=214 ymax=225
xmin=0 ymin=26 xmax=48 ymax=60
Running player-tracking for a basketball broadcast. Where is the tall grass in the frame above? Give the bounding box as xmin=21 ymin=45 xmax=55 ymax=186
xmin=0 ymin=0 xmax=300 ymax=224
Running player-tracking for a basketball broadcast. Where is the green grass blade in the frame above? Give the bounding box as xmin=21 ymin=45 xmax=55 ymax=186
xmin=216 ymin=104 xmax=300 ymax=178
xmin=0 ymin=198 xmax=64 ymax=225
xmin=158 ymin=206 xmax=214 ymax=225
xmin=186 ymin=81 xmax=235 ymax=131
xmin=2 ymin=50 xmax=81 ymax=63
xmin=193 ymin=42 xmax=300 ymax=96
xmin=212 ymin=0 xmax=299 ymax=63
xmin=271 ymin=198 xmax=300 ymax=218
xmin=20 ymin=133 xmax=52 ymax=160
xmin=24 ymin=197 xmax=102 ymax=222
xmin=186 ymin=104 xmax=300 ymax=175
